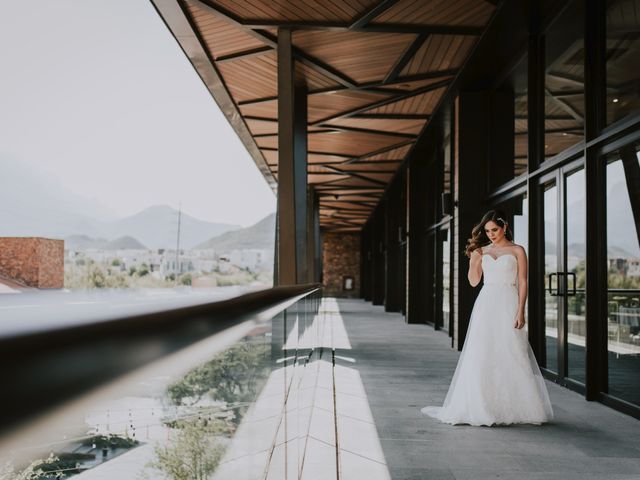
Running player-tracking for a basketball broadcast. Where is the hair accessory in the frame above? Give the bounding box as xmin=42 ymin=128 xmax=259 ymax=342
xmin=497 ymin=217 xmax=506 ymax=224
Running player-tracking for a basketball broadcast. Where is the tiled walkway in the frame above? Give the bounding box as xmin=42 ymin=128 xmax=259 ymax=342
xmin=332 ymin=298 xmax=640 ymax=480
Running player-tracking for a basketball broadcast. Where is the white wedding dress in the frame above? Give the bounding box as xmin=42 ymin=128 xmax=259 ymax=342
xmin=421 ymin=253 xmax=554 ymax=426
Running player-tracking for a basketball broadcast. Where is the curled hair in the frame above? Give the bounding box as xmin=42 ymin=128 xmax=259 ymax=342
xmin=464 ymin=209 xmax=512 ymax=257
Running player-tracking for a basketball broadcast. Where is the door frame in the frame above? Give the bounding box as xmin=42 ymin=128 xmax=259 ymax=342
xmin=537 ymin=157 xmax=586 ymax=394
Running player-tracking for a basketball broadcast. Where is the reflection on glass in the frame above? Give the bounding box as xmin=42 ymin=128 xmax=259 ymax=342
xmin=606 ymin=0 xmax=640 ymax=125
xmin=606 ymin=145 xmax=640 ymax=406
xmin=442 ymin=228 xmax=451 ymax=332
xmin=1 ymin=293 xmax=345 ymax=480
xmin=513 ymin=193 xmax=529 ymax=323
xmin=543 ymin=181 xmax=559 ymax=372
xmin=513 ymin=56 xmax=528 ymax=177
xmin=566 ymin=168 xmax=586 ymax=384
xmin=544 ymin=1 xmax=585 ymax=160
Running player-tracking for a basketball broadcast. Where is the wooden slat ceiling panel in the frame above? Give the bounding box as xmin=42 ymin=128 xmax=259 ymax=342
xmin=365 ymin=144 xmax=413 ymax=161
xmin=317 ymin=190 xmax=383 ymax=197
xmin=296 ymin=62 xmax=340 ymax=90
xmin=268 ymin=151 xmax=350 ymax=166
xmin=320 ymin=197 xmax=379 ymax=204
xmin=257 ymin=131 xmax=408 ymax=157
xmin=239 ymin=99 xmax=278 ymax=119
xmin=401 ymin=35 xmax=476 ymax=76
xmin=365 ymin=87 xmax=446 ymax=114
xmin=216 ymin=53 xmax=277 ymax=102
xmin=159 ymin=0 xmax=499 ymax=231
xmin=307 ymin=90 xmax=391 ymax=123
xmin=327 ymin=117 xmax=426 ymax=134
xmin=371 ymin=0 xmax=495 ymax=27
xmin=331 ymin=162 xmax=400 ymax=172
xmin=325 ymin=177 xmax=388 ymax=188
xmin=320 ymin=201 xmax=372 ymax=210
xmin=308 ymin=152 xmax=353 ymax=164
xmin=245 ymin=118 xmax=278 ymax=136
xmin=293 ymin=30 xmax=416 ymax=83
xmin=186 ymin=3 xmax=266 ymax=58
xmin=308 ymin=173 xmax=348 ymax=184
xmin=211 ymin=0 xmax=377 ymax=22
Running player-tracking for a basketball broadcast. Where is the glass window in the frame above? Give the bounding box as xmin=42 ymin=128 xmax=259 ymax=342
xmin=544 ymin=0 xmax=585 ymax=160
xmin=514 ymin=59 xmax=528 ymax=177
xmin=606 ymin=0 xmax=640 ymax=125
xmin=492 ymin=55 xmax=528 ymax=185
xmin=442 ymin=227 xmax=451 ymax=333
xmin=605 ymin=143 xmax=640 ymax=406
xmin=566 ymin=168 xmax=586 ymax=384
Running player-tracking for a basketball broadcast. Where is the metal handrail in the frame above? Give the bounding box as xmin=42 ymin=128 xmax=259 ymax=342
xmin=0 ymin=284 xmax=320 ymax=442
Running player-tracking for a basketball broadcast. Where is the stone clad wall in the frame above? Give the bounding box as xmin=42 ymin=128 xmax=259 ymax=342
xmin=0 ymin=237 xmax=64 ymax=288
xmin=322 ymin=232 xmax=360 ymax=298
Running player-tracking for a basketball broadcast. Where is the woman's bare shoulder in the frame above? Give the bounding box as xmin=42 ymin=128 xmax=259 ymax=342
xmin=511 ymin=243 xmax=527 ymax=257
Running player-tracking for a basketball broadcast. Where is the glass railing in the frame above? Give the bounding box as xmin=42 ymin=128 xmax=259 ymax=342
xmin=0 ymin=285 xmax=322 ymax=479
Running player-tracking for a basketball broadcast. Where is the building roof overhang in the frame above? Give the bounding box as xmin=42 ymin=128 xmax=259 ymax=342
xmin=151 ymin=0 xmax=499 ymax=232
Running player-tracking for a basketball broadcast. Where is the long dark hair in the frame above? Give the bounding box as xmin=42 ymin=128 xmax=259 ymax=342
xmin=464 ymin=209 xmax=513 ymax=258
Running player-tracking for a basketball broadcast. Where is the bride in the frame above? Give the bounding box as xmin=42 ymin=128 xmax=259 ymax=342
xmin=421 ymin=210 xmax=554 ymax=426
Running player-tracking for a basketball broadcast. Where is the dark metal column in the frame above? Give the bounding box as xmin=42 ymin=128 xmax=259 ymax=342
xmin=372 ymin=203 xmax=386 ymax=305
xmin=276 ymin=28 xmax=308 ymax=285
xmin=584 ymin=0 xmax=607 ymax=401
xmin=527 ymin=30 xmax=546 ymax=362
xmin=306 ymin=187 xmax=322 ymax=284
xmin=407 ymin=156 xmax=429 ymax=324
xmin=384 ymin=177 xmax=402 ymax=312
xmin=454 ymin=92 xmax=490 ymax=350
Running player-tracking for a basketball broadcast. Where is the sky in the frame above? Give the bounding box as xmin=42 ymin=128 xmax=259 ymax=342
xmin=0 ymin=0 xmax=276 ymax=227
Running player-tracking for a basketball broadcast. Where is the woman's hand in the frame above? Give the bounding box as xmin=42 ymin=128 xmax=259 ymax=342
xmin=514 ymin=311 xmax=526 ymax=329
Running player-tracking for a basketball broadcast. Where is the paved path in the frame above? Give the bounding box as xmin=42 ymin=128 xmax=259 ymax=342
xmin=333 ymin=298 xmax=640 ymax=480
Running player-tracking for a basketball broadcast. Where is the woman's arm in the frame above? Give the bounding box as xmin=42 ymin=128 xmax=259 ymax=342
xmin=468 ymin=247 xmax=483 ymax=287
xmin=514 ymin=246 xmax=528 ymax=329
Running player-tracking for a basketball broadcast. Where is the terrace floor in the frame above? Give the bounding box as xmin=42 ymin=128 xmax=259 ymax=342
xmin=330 ymin=298 xmax=640 ymax=480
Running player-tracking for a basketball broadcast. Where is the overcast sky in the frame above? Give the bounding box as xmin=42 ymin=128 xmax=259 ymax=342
xmin=0 ymin=0 xmax=276 ymax=227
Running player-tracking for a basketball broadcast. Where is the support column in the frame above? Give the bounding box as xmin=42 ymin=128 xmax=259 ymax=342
xmin=307 ymin=187 xmax=321 ymax=284
xmin=407 ymin=157 xmax=429 ymax=323
xmin=372 ymin=203 xmax=386 ymax=305
xmin=584 ymin=0 xmax=607 ymax=401
xmin=527 ymin=31 xmax=546 ymax=362
xmin=453 ymin=92 xmax=490 ymax=350
xmin=276 ymin=28 xmax=308 ymax=285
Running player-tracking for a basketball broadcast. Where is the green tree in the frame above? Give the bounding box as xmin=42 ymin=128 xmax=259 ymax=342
xmin=180 ymin=273 xmax=192 ymax=286
xmin=138 ymin=263 xmax=150 ymax=277
xmin=148 ymin=422 xmax=225 ymax=480
xmin=88 ymin=265 xmax=107 ymax=288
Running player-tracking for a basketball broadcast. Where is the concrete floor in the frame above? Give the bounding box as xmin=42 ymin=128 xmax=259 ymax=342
xmin=332 ymin=298 xmax=640 ymax=480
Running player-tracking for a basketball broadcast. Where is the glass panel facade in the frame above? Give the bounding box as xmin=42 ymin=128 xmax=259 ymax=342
xmin=544 ymin=0 xmax=585 ymax=160
xmin=606 ymin=144 xmax=640 ymax=406
xmin=606 ymin=0 xmax=640 ymax=125
xmin=543 ymin=181 xmax=559 ymax=373
xmin=514 ymin=57 xmax=528 ymax=177
xmin=513 ymin=193 xmax=529 ymax=324
xmin=566 ymin=168 xmax=586 ymax=384
xmin=442 ymin=227 xmax=451 ymax=332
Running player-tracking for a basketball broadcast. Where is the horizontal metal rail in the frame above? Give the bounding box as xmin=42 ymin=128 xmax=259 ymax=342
xmin=0 ymin=284 xmax=320 ymax=442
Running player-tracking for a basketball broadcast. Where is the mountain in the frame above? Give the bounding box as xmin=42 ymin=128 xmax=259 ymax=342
xmin=64 ymin=234 xmax=109 ymax=250
xmin=104 ymin=205 xmax=241 ymax=249
xmin=103 ymin=236 xmax=148 ymax=250
xmin=195 ymin=213 xmax=275 ymax=252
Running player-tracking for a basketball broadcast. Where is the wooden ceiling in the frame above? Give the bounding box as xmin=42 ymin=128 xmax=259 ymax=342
xmin=154 ymin=0 xmax=498 ymax=232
